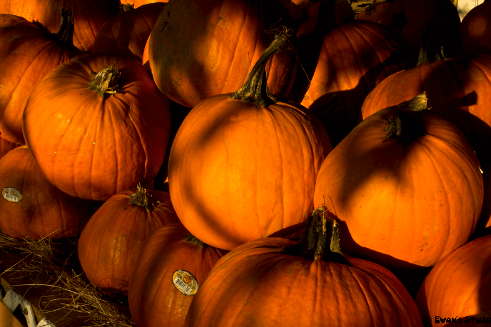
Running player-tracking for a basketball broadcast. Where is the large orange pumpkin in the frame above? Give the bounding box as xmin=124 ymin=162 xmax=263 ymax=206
xmin=0 ymin=146 xmax=94 ymax=239
xmin=23 ymin=53 xmax=171 ymax=201
xmin=168 ymin=32 xmax=332 ymax=251
xmin=148 ymin=0 xmax=298 ymax=107
xmin=416 ymin=234 xmax=491 ymax=326
xmin=184 ymin=207 xmax=423 ymax=327
xmin=128 ymin=223 xmax=227 ymax=327
xmin=0 ymin=12 xmax=80 ymax=145
xmin=78 ymin=184 xmax=180 ymax=294
xmin=313 ymin=94 xmax=484 ymax=270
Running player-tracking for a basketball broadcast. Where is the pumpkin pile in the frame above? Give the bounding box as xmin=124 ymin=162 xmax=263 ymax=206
xmin=0 ymin=0 xmax=490 ymax=326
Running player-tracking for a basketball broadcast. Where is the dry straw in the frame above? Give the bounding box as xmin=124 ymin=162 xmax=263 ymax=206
xmin=0 ymin=232 xmax=134 ymax=327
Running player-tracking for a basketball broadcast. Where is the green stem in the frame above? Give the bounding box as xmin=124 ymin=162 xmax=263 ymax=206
xmin=88 ymin=62 xmax=121 ymax=99
xmin=229 ymin=26 xmax=293 ymax=106
xmin=129 ymin=183 xmax=161 ymax=211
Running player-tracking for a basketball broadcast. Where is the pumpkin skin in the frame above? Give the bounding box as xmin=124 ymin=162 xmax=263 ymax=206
xmin=298 ymin=20 xmax=411 ymax=146
xmin=460 ymin=0 xmax=491 ymax=54
xmin=148 ymin=0 xmax=298 ymax=107
xmin=416 ymin=234 xmax=491 ymax=326
xmin=23 ymin=53 xmax=171 ymax=201
xmin=120 ymin=0 xmax=168 ymax=9
xmin=0 ymin=0 xmax=118 ymax=52
xmin=313 ymin=104 xmax=484 ymax=269
xmin=183 ymin=236 xmax=423 ymax=327
xmin=0 ymin=14 xmax=79 ymax=145
xmin=78 ymin=186 xmax=180 ymax=294
xmin=168 ymin=94 xmax=331 ymax=251
xmin=92 ymin=3 xmax=166 ymax=61
xmin=0 ymin=146 xmax=94 ymax=239
xmin=361 ymin=53 xmax=491 ymax=171
xmin=128 ymin=223 xmax=227 ymax=327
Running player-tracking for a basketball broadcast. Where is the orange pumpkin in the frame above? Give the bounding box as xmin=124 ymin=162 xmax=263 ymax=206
xmin=0 ymin=0 xmax=118 ymax=52
xmin=460 ymin=0 xmax=491 ymax=54
xmin=92 ymin=3 xmax=166 ymax=61
xmin=184 ymin=207 xmax=423 ymax=326
xmin=128 ymin=223 xmax=227 ymax=327
xmin=168 ymin=32 xmax=332 ymax=251
xmin=0 ymin=12 xmax=80 ymax=144
xmin=23 ymin=53 xmax=171 ymax=201
xmin=78 ymin=184 xmax=180 ymax=293
xmin=416 ymin=234 xmax=491 ymax=326
xmin=313 ymin=94 xmax=484 ymax=269
xmin=148 ymin=0 xmax=298 ymax=107
xmin=0 ymin=146 xmax=94 ymax=239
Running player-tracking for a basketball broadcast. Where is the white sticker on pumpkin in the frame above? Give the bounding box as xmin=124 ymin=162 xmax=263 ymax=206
xmin=2 ymin=188 xmax=22 ymax=203
xmin=172 ymin=270 xmax=198 ymax=296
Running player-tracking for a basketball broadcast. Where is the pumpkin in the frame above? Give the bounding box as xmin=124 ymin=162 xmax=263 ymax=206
xmin=360 ymin=53 xmax=491 ymax=170
xmin=23 ymin=53 xmax=171 ymax=201
xmin=92 ymin=3 xmax=166 ymax=61
xmin=0 ymin=0 xmax=118 ymax=52
xmin=128 ymin=223 xmax=227 ymax=327
xmin=78 ymin=184 xmax=180 ymax=294
xmin=313 ymin=93 xmax=484 ymax=270
xmin=184 ymin=207 xmax=423 ymax=327
xmin=355 ymin=0 xmax=462 ymax=58
xmin=416 ymin=234 xmax=491 ymax=326
xmin=0 ymin=12 xmax=80 ymax=145
xmin=168 ymin=31 xmax=332 ymax=251
xmin=0 ymin=146 xmax=95 ymax=239
xmin=297 ymin=20 xmax=412 ymax=146
xmin=148 ymin=0 xmax=298 ymax=107
xmin=460 ymin=0 xmax=491 ymax=54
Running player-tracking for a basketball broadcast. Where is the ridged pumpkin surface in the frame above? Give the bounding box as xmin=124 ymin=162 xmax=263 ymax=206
xmin=129 ymin=223 xmax=227 ymax=327
xmin=0 ymin=146 xmax=93 ymax=239
xmin=23 ymin=54 xmax=171 ymax=201
xmin=149 ymin=0 xmax=297 ymax=107
xmin=313 ymin=104 xmax=483 ymax=269
xmin=78 ymin=186 xmax=179 ymax=293
xmin=183 ymin=236 xmax=423 ymax=327
xmin=168 ymin=94 xmax=331 ymax=251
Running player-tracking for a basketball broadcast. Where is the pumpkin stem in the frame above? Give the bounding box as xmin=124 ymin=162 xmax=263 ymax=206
xmin=185 ymin=233 xmax=206 ymax=247
xmin=129 ymin=183 xmax=161 ymax=211
xmin=384 ymin=92 xmax=430 ymax=143
xmin=34 ymin=9 xmax=78 ymax=51
xmin=297 ymin=206 xmax=343 ymax=261
xmin=229 ymin=26 xmax=293 ymax=106
xmin=88 ymin=62 xmax=121 ymax=99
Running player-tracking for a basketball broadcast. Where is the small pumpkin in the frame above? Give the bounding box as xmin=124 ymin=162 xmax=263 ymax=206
xmin=0 ymin=146 xmax=95 ymax=239
xmin=128 ymin=223 xmax=227 ymax=327
xmin=416 ymin=234 xmax=491 ymax=326
xmin=314 ymin=93 xmax=484 ymax=269
xmin=168 ymin=30 xmax=332 ymax=251
xmin=78 ymin=184 xmax=180 ymax=294
xmin=184 ymin=207 xmax=423 ymax=327
xmin=23 ymin=53 xmax=171 ymax=201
